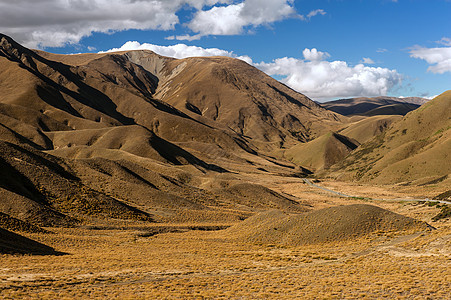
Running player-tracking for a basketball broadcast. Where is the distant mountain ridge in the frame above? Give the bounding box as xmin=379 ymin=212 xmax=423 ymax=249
xmin=321 ymin=96 xmax=429 ymax=116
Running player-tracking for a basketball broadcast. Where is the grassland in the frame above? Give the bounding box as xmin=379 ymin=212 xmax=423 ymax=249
xmin=1 ymin=177 xmax=450 ymax=299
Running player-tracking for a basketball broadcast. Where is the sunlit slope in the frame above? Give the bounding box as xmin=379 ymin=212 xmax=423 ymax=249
xmin=329 ymin=91 xmax=451 ymax=185
xmin=285 ymin=131 xmax=359 ymax=171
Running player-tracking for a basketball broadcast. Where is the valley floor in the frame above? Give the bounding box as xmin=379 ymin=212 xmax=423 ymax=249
xmin=1 ymin=178 xmax=450 ymax=299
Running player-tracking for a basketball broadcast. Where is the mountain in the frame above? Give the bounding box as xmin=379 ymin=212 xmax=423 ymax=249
xmin=321 ymin=96 xmax=429 ymax=116
xmin=328 ymin=91 xmax=451 ymax=185
xmin=2 ymin=33 xmax=338 ymax=225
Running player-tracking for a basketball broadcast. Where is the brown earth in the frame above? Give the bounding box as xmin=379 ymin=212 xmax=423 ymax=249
xmin=0 ymin=228 xmax=61 ymax=255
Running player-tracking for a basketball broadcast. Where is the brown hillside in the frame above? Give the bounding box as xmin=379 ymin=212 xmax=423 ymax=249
xmin=285 ymin=131 xmax=359 ymax=171
xmin=339 ymin=115 xmax=401 ymax=144
xmin=322 ymin=96 xmax=427 ymax=116
xmin=329 ymin=91 xmax=451 ymax=185
xmin=0 ymin=212 xmax=46 ymax=233
xmin=227 ymin=204 xmax=429 ymax=246
xmin=40 ymin=47 xmax=344 ymax=152
xmin=0 ymin=141 xmax=152 ymax=226
xmin=1 ymin=33 xmax=345 ymax=170
xmin=0 ymin=33 xmax=327 ymax=225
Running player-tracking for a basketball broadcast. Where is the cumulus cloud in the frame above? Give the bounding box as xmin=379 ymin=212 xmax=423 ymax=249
xmin=410 ymin=45 xmax=451 ymax=74
xmin=302 ymin=48 xmax=330 ymax=61
xmin=182 ymin=0 xmax=325 ymax=40
xmin=101 ymin=41 xmax=253 ymax=63
xmin=0 ymin=0 xmax=325 ymax=48
xmin=187 ymin=0 xmax=296 ymax=37
xmin=0 ymin=0 xmax=228 ymax=48
xmin=255 ymin=48 xmax=402 ymax=100
xmin=104 ymin=42 xmax=402 ymax=100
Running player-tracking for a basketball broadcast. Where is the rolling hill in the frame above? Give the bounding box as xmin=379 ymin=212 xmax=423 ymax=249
xmin=328 ymin=91 xmax=451 ymax=185
xmin=284 ymin=131 xmax=359 ymax=171
xmin=227 ymin=204 xmax=429 ymax=246
xmin=321 ymin=96 xmax=429 ymax=116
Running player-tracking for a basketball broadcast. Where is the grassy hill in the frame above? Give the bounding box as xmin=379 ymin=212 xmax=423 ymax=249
xmin=328 ymin=91 xmax=451 ymax=185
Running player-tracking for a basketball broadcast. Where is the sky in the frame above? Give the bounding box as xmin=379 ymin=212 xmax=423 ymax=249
xmin=0 ymin=0 xmax=450 ymax=102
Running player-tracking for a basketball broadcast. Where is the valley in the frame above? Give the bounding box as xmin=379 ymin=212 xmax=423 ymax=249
xmin=0 ymin=33 xmax=450 ymax=299
xmin=1 ymin=176 xmax=450 ymax=299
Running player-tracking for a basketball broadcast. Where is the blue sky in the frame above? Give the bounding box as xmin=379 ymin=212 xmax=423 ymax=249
xmin=1 ymin=0 xmax=450 ymax=101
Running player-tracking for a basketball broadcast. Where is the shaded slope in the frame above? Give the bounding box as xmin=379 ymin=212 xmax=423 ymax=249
xmin=285 ymin=131 xmax=359 ymax=171
xmin=0 ymin=228 xmax=61 ymax=255
xmin=364 ymin=103 xmax=420 ymax=116
xmin=227 ymin=204 xmax=429 ymax=246
xmin=0 ymin=141 xmax=152 ymax=226
xmin=322 ymin=96 xmax=428 ymax=116
xmin=219 ymin=183 xmax=307 ymax=212
xmin=329 ymin=91 xmax=451 ymax=184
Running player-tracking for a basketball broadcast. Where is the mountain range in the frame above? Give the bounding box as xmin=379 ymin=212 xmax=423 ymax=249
xmin=0 ymin=33 xmax=449 ymax=233
xmin=321 ymin=96 xmax=429 ymax=116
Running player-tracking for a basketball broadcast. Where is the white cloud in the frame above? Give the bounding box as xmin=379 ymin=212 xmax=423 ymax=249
xmin=410 ymin=45 xmax=451 ymax=74
xmin=306 ymin=9 xmax=326 ymax=19
xmin=376 ymin=48 xmax=388 ymax=53
xmin=256 ymin=49 xmax=402 ymax=100
xmin=166 ymin=34 xmax=202 ymax=41
xmin=0 ymin=0 xmax=228 ymax=48
xmin=437 ymin=37 xmax=451 ymax=46
xmin=101 ymin=41 xmax=253 ymax=64
xmin=302 ymin=48 xmax=330 ymax=61
xmin=104 ymin=42 xmax=402 ymax=101
xmin=183 ymin=0 xmax=324 ymax=40
xmin=0 ymin=0 xmax=326 ymax=47
xmin=360 ymin=57 xmax=375 ymax=64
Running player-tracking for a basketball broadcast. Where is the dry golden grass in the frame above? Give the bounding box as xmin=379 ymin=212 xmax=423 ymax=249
xmin=1 ymin=178 xmax=450 ymax=299
xmin=0 ymin=223 xmax=449 ymax=299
